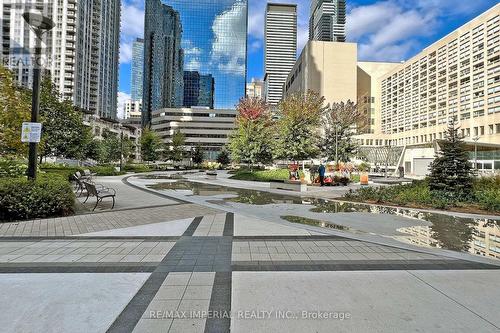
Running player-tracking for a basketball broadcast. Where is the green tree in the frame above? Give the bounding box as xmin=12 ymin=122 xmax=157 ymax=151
xmin=0 ymin=65 xmax=31 ymax=157
xmin=321 ymin=100 xmax=365 ymax=164
xmin=97 ymin=130 xmax=121 ymax=164
xmin=169 ymin=129 xmax=186 ymax=164
xmin=428 ymin=120 xmax=473 ymax=201
xmin=192 ymin=144 xmax=204 ymax=165
xmin=121 ymin=136 xmax=136 ymax=163
xmin=84 ymin=138 xmax=102 ymax=161
xmin=39 ymin=77 xmax=90 ymax=160
xmin=217 ymin=149 xmax=231 ymax=166
xmin=274 ymin=91 xmax=325 ymax=162
xmin=140 ymin=129 xmax=162 ymax=163
xmin=229 ymin=97 xmax=274 ymax=167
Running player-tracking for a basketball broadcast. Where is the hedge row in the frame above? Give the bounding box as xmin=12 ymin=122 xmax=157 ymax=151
xmin=0 ymin=174 xmax=75 ymax=221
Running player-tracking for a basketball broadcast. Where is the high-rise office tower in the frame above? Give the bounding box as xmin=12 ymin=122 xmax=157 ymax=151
xmin=183 ymin=71 xmax=215 ymax=109
xmin=0 ymin=0 xmax=121 ymax=119
xmin=264 ymin=3 xmax=297 ymax=106
xmin=309 ymin=0 xmax=346 ymax=42
xmin=142 ymin=0 xmax=184 ymax=127
xmin=131 ymin=38 xmax=144 ymax=102
xmin=166 ymin=0 xmax=247 ymax=110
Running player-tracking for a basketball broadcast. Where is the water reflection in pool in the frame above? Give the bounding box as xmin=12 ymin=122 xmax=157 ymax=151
xmin=313 ymin=201 xmax=500 ymax=259
xmin=281 ymin=215 xmax=352 ymax=232
xmin=147 ymin=179 xmax=500 ymax=260
xmin=147 ymin=180 xmax=304 ymax=205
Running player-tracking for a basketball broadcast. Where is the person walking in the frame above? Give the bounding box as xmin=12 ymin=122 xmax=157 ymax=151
xmin=319 ymin=163 xmax=326 ymax=187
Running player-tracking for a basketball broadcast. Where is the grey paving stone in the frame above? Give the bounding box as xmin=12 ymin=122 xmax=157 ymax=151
xmin=183 ymin=286 xmax=213 ymax=300
xmin=156 ymin=286 xmax=187 ymax=300
xmin=169 ymin=319 xmax=206 ymax=333
xmin=133 ymin=318 xmax=173 ymax=333
xmin=163 ymin=273 xmax=192 ymax=286
xmin=188 ymin=272 xmax=215 ymax=286
xmin=142 ymin=300 xmax=181 ymax=319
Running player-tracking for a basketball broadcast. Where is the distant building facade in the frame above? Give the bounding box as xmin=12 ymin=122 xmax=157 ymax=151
xmin=264 ymin=3 xmax=297 ymax=106
xmin=142 ymin=0 xmax=184 ymax=127
xmin=183 ymin=71 xmax=215 ymax=109
xmin=309 ymin=0 xmax=346 ymax=42
xmin=357 ymin=4 xmax=500 ymax=176
xmin=246 ymin=79 xmax=265 ymax=99
xmin=124 ymin=100 xmax=142 ymax=120
xmin=131 ymin=38 xmax=144 ymax=102
xmin=151 ymin=107 xmax=237 ymax=160
xmin=0 ymin=0 xmax=121 ymax=119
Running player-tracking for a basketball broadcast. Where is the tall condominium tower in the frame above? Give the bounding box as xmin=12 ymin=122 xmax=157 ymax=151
xmin=264 ymin=3 xmax=297 ymax=106
xmin=142 ymin=0 xmax=184 ymax=127
xmin=309 ymin=0 xmax=346 ymax=42
xmin=0 ymin=0 xmax=121 ymax=119
xmin=131 ymin=38 xmax=144 ymax=102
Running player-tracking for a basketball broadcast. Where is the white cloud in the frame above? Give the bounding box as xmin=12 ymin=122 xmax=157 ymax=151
xmin=121 ymin=3 xmax=144 ymax=37
xmin=346 ymin=0 xmax=491 ymax=62
xmin=119 ymin=1 xmax=144 ymax=65
xmin=248 ymin=40 xmax=261 ymax=53
xmin=211 ymin=0 xmax=247 ymax=74
xmin=120 ymin=41 xmax=133 ymax=64
xmin=347 ymin=1 xmax=402 ymax=41
xmin=185 ymin=59 xmax=201 ymax=71
xmin=117 ymin=91 xmax=131 ymax=119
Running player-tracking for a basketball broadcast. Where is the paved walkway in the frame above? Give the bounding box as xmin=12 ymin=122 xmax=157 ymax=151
xmin=0 ymin=173 xmax=499 ymax=332
xmin=77 ymin=175 xmax=181 ymax=211
xmin=0 ymin=205 xmax=220 ymax=237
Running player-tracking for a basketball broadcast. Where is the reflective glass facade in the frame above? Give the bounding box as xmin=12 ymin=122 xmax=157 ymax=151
xmin=184 ymin=71 xmax=215 ymax=109
xmin=166 ymin=0 xmax=248 ymax=110
xmin=143 ymin=0 xmax=184 ymax=126
xmin=131 ymin=38 xmax=144 ymax=102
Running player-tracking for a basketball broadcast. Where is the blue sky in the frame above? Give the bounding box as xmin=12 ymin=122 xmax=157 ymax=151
xmin=117 ymin=0 xmax=498 ymax=114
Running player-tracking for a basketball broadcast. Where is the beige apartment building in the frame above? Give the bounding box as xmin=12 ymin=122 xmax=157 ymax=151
xmin=285 ymin=41 xmax=358 ymax=105
xmin=285 ymin=4 xmax=500 ymax=176
xmin=284 ymin=41 xmax=399 ymax=134
xmin=151 ymin=108 xmax=236 ymax=160
xmin=358 ymin=4 xmax=500 ymax=175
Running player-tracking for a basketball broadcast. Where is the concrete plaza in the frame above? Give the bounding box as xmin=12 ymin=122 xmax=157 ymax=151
xmin=0 ymin=172 xmax=498 ymax=332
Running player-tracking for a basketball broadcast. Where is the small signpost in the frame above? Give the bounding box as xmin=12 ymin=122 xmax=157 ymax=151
xmin=21 ymin=122 xmax=42 ymax=143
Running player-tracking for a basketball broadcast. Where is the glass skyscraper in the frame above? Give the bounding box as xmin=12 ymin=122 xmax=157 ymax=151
xmin=166 ymin=0 xmax=247 ymax=110
xmin=131 ymin=38 xmax=144 ymax=102
xmin=143 ymin=0 xmax=184 ymax=126
xmin=183 ymin=71 xmax=215 ymax=109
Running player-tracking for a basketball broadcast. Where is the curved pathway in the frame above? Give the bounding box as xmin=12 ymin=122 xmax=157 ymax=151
xmin=0 ymin=172 xmax=498 ymax=333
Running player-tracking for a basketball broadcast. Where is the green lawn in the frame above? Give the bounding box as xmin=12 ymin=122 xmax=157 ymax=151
xmin=229 ymin=169 xmax=295 ymax=182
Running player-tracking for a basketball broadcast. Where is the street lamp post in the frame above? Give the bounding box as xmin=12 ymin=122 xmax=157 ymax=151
xmin=120 ymin=128 xmax=124 ymax=172
xmin=473 ymin=136 xmax=480 ymax=174
xmin=23 ymin=11 xmax=55 ymax=180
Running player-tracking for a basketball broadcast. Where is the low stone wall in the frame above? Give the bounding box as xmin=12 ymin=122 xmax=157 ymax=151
xmin=270 ymin=180 xmax=307 ymax=192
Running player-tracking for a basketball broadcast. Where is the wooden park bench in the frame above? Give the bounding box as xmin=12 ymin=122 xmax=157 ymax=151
xmin=83 ymin=182 xmax=116 ymax=211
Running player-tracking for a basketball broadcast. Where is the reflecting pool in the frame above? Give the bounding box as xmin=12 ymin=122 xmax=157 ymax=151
xmin=147 ymin=179 xmax=500 ymax=260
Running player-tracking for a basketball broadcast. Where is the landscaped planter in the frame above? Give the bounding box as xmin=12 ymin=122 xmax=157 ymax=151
xmin=270 ymin=180 xmax=307 ymax=192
